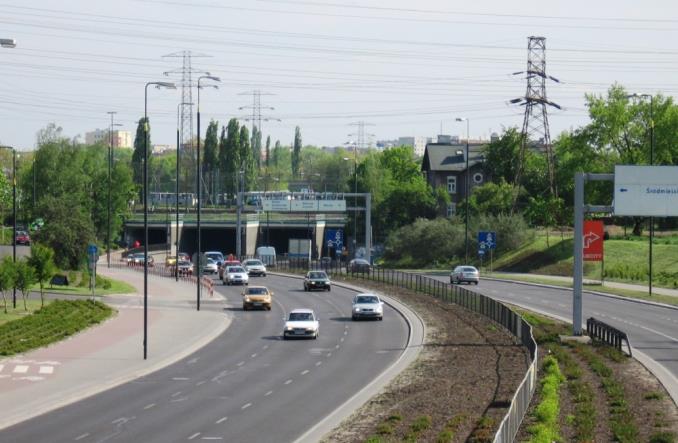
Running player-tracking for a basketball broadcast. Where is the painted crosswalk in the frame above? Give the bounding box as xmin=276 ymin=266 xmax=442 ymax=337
xmin=0 ymin=359 xmax=60 ymax=382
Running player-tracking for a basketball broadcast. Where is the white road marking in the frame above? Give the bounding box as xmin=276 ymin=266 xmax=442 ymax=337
xmin=315 ymin=361 xmax=322 ymax=367
xmin=187 ymin=358 xmax=199 ymax=364
xmin=264 ymin=390 xmax=273 ymax=396
xmin=39 ymin=366 xmax=54 ymax=374
xmin=143 ymin=403 xmax=156 ymax=410
xmin=172 ymin=377 xmax=189 ymax=381
xmin=251 ymin=353 xmax=257 ymax=358
xmin=335 ymin=345 xmax=340 ymax=349
xmin=195 ymin=381 xmax=206 ymax=386
xmin=74 ymin=433 xmax=89 ymax=440
xmin=201 ymin=438 xmax=223 ymax=440
xmin=340 ymin=338 xmax=344 ymax=342
xmin=284 ymin=379 xmax=292 ymax=385
xmin=343 ymin=331 xmax=347 ymax=335
xmin=188 ymin=432 xmax=201 ymax=440
xmin=262 ymin=345 xmax=269 ymax=350
xmin=112 ymin=418 xmax=126 ymax=425
xmin=0 ymin=364 xmax=4 ymax=372
xmin=15 ymin=376 xmax=44 ymax=382
xmin=301 ymin=370 xmax=309 ymax=375
xmin=241 ymin=403 xmax=252 ymax=410
xmin=171 ymin=391 xmax=183 ymax=397
xmin=13 ymin=365 xmax=28 ymax=374
xmin=215 ymin=417 xmax=228 ymax=424
xmin=237 ymin=361 xmax=245 ymax=367
xmin=327 ymin=353 xmax=332 ymax=357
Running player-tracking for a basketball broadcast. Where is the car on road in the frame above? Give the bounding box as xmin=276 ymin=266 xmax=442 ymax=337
xmin=136 ymin=253 xmax=154 ymax=267
xmin=283 ymin=308 xmax=319 ymax=339
xmin=202 ymin=258 xmax=218 ymax=275
xmin=348 ymin=258 xmax=371 ymax=274
xmin=178 ymin=252 xmax=190 ymax=262
xmin=204 ymin=251 xmax=225 ymax=268
xmin=175 ymin=260 xmax=193 ymax=276
xmin=303 ymin=271 xmax=331 ymax=292
xmin=224 ymin=265 xmax=249 ymax=286
xmin=165 ymin=255 xmax=177 ymax=267
xmin=219 ymin=259 xmax=242 ymax=280
xmin=14 ymin=230 xmax=30 ymax=246
xmin=351 ymin=293 xmax=384 ymax=321
xmin=242 ymin=286 xmax=273 ymax=311
xmin=242 ymin=259 xmax=267 ymax=277
xmin=450 ymin=265 xmax=479 ymax=285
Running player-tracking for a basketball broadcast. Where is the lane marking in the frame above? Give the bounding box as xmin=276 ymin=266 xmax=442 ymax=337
xmin=201 ymin=438 xmax=223 ymax=441
xmin=343 ymin=331 xmax=348 ymax=335
xmin=13 ymin=365 xmax=28 ymax=374
xmin=241 ymin=403 xmax=252 ymax=410
xmin=0 ymin=364 xmax=4 ymax=372
xmin=143 ymin=403 xmax=156 ymax=410
xmin=340 ymin=338 xmax=344 ymax=342
xmin=39 ymin=366 xmax=54 ymax=374
xmin=172 ymin=391 xmax=183 ymax=397
xmin=74 ymin=433 xmax=90 ymax=441
xmin=195 ymin=381 xmax=206 ymax=386
xmin=251 ymin=353 xmax=257 ymax=358
xmin=262 ymin=345 xmax=269 ymax=350
xmin=172 ymin=377 xmax=189 ymax=381
xmin=335 ymin=345 xmax=340 ymax=349
xmin=188 ymin=432 xmax=201 ymax=440
xmin=215 ymin=417 xmax=228 ymax=424
xmin=284 ymin=379 xmax=292 ymax=385
xmin=237 ymin=361 xmax=245 ymax=367
xmin=327 ymin=353 xmax=332 ymax=357
xmin=301 ymin=370 xmax=309 ymax=375
xmin=315 ymin=361 xmax=322 ymax=367
xmin=112 ymin=418 xmax=126 ymax=425
xmin=187 ymin=358 xmax=199 ymax=364
xmin=264 ymin=390 xmax=273 ymax=396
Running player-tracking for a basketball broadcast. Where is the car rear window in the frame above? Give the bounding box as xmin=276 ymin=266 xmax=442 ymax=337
xmin=463 ymin=267 xmax=477 ymax=272
xmin=246 ymin=288 xmax=268 ymax=295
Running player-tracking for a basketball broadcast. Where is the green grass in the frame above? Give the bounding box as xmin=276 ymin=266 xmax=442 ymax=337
xmin=0 ymin=299 xmax=52 ymax=326
xmin=37 ymin=274 xmax=136 ymax=297
xmin=0 ymin=299 xmax=114 ymax=355
xmin=527 ymin=355 xmax=565 ymax=443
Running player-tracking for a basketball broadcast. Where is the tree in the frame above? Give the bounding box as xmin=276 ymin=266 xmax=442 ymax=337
xmin=292 ymin=127 xmax=302 ymax=178
xmin=238 ymin=125 xmax=256 ymax=191
xmin=265 ymin=135 xmax=271 ymax=169
xmin=465 ymin=180 xmax=515 ymax=217
xmin=28 ymin=244 xmax=57 ymax=308
xmin=219 ymin=119 xmax=240 ymax=197
xmin=251 ymin=125 xmax=262 ymax=169
xmin=14 ymin=259 xmax=35 ymax=311
xmin=203 ymin=120 xmax=220 ymax=203
xmin=0 ymin=256 xmax=16 ymax=314
xmin=132 ymin=117 xmax=151 ymax=201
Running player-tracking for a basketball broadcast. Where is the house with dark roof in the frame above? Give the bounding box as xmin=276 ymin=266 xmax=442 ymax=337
xmin=421 ymin=140 xmax=487 ymax=217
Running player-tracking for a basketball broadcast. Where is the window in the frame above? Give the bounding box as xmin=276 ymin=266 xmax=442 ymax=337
xmin=473 ymin=172 xmax=484 ymax=184
xmin=447 ymin=203 xmax=456 ymax=217
xmin=447 ymin=176 xmax=457 ymax=194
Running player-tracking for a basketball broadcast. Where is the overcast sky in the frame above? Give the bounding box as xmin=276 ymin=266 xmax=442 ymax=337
xmin=1 ymin=0 xmax=677 ymax=150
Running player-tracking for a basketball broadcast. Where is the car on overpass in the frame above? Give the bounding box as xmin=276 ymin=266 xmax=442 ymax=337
xmin=283 ymin=308 xmax=319 ymax=339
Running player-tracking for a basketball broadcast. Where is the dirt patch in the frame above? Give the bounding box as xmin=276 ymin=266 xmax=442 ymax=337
xmin=322 ymin=279 xmax=530 ymax=443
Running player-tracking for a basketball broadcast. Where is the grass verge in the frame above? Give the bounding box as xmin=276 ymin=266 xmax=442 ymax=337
xmin=527 ymin=355 xmax=565 ymax=442
xmin=0 ymin=299 xmax=114 ymax=356
xmin=40 ymin=274 xmax=136 ymax=297
xmin=0 ymin=299 xmax=52 ymax=326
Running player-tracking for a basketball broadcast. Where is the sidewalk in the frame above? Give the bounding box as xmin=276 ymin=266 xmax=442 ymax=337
xmin=0 ymin=266 xmax=229 ymax=430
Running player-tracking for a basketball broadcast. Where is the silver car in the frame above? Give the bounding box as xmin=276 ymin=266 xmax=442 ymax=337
xmin=351 ymin=293 xmax=384 ymax=321
xmin=242 ymin=259 xmax=267 ymax=277
xmin=224 ymin=266 xmax=249 ymax=286
xmin=450 ymin=265 xmax=479 ymax=285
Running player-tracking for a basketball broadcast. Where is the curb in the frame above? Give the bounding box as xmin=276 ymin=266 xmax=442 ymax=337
xmin=270 ymin=272 xmax=426 ymax=443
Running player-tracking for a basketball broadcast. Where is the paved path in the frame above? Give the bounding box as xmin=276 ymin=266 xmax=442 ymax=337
xmin=0 ymin=266 xmax=229 ymax=430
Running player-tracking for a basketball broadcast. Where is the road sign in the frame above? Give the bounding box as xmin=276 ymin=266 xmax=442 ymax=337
xmin=478 ymin=249 xmax=485 ymax=256
xmin=478 ymin=231 xmax=496 ymax=250
xmin=87 ymin=244 xmax=98 ymax=255
xmin=583 ymin=220 xmax=604 ymax=261
xmin=614 ymin=165 xmax=678 ymax=216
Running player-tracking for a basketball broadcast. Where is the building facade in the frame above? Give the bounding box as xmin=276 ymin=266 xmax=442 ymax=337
xmin=85 ymin=129 xmax=132 ymax=148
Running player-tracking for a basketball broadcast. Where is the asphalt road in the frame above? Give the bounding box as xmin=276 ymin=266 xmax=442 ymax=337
xmin=429 ymin=275 xmax=678 ymax=391
xmin=0 ymin=274 xmax=409 ymax=443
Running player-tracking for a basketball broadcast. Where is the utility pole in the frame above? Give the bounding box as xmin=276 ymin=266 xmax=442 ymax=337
xmin=348 ymin=121 xmax=375 ymax=258
xmin=239 ymin=90 xmax=278 ymax=166
xmin=510 ymin=36 xmax=561 ymax=204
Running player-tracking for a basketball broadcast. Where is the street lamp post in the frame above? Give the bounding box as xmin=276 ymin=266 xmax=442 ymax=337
xmin=195 ymin=75 xmax=220 ymax=312
xmin=627 ymin=93 xmax=655 ymax=296
xmin=107 ymin=111 xmax=122 ymax=269
xmin=456 ymin=117 xmax=470 ymax=263
xmin=143 ymin=81 xmax=176 ymax=360
xmin=0 ymin=146 xmax=16 ymax=308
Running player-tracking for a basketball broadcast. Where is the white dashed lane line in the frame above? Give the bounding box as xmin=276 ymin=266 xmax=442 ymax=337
xmin=143 ymin=403 xmax=156 ymax=410
xmin=264 ymin=390 xmax=273 ymax=396
xmin=171 ymin=391 xmax=183 ymax=397
xmin=215 ymin=416 xmax=228 ymax=424
xmin=237 ymin=361 xmax=245 ymax=367
xmin=172 ymin=377 xmax=189 ymax=381
xmin=74 ymin=433 xmax=89 ymax=441
xmin=241 ymin=403 xmax=252 ymax=410
xmin=39 ymin=366 xmax=54 ymax=374
xmin=188 ymin=432 xmax=201 ymax=440
xmin=13 ymin=365 xmax=28 ymax=374
xmin=301 ymin=370 xmax=309 ymax=375
xmin=251 ymin=353 xmax=257 ymax=358
xmin=284 ymin=379 xmax=292 ymax=385
xmin=195 ymin=380 xmax=206 ymax=386
xmin=201 ymin=438 xmax=223 ymax=441
xmin=315 ymin=361 xmax=322 ymax=367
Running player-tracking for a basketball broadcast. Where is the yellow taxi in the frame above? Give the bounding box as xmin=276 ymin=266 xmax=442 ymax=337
xmin=242 ymin=286 xmax=273 ymax=311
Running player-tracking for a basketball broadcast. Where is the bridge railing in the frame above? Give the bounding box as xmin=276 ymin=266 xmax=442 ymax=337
xmin=270 ymin=258 xmax=538 ymax=443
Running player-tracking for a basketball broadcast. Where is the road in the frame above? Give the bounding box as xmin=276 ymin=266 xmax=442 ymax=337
xmin=428 ymin=275 xmax=678 ymax=400
xmin=0 ymin=274 xmax=410 ymax=443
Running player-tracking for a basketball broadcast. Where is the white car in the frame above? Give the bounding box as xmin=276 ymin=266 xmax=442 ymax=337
xmin=242 ymin=259 xmax=267 ymax=277
xmin=351 ymin=293 xmax=384 ymax=321
xmin=450 ymin=265 xmax=479 ymax=285
xmin=204 ymin=251 xmax=224 ymax=268
xmin=202 ymin=258 xmax=218 ymax=275
xmin=283 ymin=308 xmax=319 ymax=339
xmin=224 ymin=266 xmax=249 ymax=286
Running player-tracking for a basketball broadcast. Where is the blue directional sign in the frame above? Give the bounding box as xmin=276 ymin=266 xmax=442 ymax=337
xmin=478 ymin=231 xmax=496 ymax=250
xmin=87 ymin=244 xmax=98 ymax=255
xmin=324 ymin=229 xmax=344 ymax=252
xmin=478 ymin=249 xmax=485 ymax=257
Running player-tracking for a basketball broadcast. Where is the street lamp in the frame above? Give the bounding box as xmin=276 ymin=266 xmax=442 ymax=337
xmin=143 ymin=81 xmax=176 ymax=360
xmin=107 ymin=111 xmax=122 ymax=269
xmin=627 ymin=93 xmax=655 ymax=296
xmin=456 ymin=117 xmax=470 ymax=263
xmin=195 ymin=75 xmax=220 ymax=312
xmin=0 ymin=146 xmax=16 ymax=308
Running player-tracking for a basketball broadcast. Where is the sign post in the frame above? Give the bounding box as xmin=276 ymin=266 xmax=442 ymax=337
xmin=87 ymin=244 xmax=98 ymax=300
xmin=478 ymin=231 xmax=496 ymax=274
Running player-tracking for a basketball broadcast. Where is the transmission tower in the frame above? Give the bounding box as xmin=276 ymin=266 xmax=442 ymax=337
xmin=162 ymin=50 xmax=211 ymax=190
xmin=239 ymin=90 xmax=278 ymax=165
xmin=348 ymin=121 xmax=375 ymax=152
xmin=510 ymin=36 xmax=561 ymax=199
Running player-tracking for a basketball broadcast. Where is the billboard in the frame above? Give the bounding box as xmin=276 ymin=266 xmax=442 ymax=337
xmin=614 ymin=165 xmax=678 ymax=216
xmin=263 ymin=199 xmax=347 ymax=212
xmin=583 ymin=220 xmax=604 ymax=262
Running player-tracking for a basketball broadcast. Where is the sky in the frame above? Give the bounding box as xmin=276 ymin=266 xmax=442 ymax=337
xmin=1 ymin=0 xmax=677 ymax=151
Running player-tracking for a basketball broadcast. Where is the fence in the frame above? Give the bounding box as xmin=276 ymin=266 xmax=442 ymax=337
xmin=587 ymin=317 xmax=632 ymax=356
xmin=268 ymin=257 xmax=538 ymax=443
xmin=112 ymin=260 xmax=214 ymax=297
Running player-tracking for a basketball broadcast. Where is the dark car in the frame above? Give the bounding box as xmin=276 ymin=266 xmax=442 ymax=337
xmin=15 ymin=230 xmax=30 ymax=246
xmin=348 ymin=258 xmax=371 ymax=274
xmin=303 ymin=271 xmax=331 ymax=292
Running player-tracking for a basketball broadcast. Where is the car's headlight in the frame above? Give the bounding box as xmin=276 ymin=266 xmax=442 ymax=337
xmin=243 ymin=297 xmax=250 ymax=302
xmin=353 ymin=307 xmax=360 ymax=312
xmin=285 ymin=326 xmax=294 ymax=331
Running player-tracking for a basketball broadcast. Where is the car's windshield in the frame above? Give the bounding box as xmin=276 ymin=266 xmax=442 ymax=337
xmin=246 ymin=288 xmax=268 ymax=295
xmin=309 ymin=272 xmax=327 ymax=279
xmin=206 ymin=253 xmax=222 ymax=260
xmin=229 ymin=267 xmax=245 ymax=273
xmin=355 ymin=295 xmax=378 ymax=304
xmin=289 ymin=312 xmax=313 ymax=321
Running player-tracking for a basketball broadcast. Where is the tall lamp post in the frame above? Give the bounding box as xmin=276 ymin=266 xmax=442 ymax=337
xmin=627 ymin=93 xmax=655 ymax=296
xmin=0 ymin=145 xmax=16 ymax=308
xmin=456 ymin=117 xmax=470 ymax=263
xmin=143 ymin=81 xmax=176 ymax=360
xmin=195 ymin=75 xmax=220 ymax=312
xmin=106 ymin=111 xmax=122 ymax=268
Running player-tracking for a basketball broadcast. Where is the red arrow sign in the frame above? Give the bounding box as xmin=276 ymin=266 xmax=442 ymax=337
xmin=583 ymin=220 xmax=604 ymax=261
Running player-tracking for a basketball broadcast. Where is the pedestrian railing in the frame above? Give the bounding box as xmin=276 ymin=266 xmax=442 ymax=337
xmin=111 ymin=260 xmax=214 ymax=297
xmin=587 ymin=317 xmax=632 ymax=357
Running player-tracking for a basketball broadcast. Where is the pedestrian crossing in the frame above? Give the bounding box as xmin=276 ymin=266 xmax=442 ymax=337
xmin=0 ymin=359 xmax=59 ymax=382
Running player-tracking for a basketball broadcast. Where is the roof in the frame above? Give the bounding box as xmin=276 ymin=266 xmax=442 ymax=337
xmin=422 ymin=143 xmax=486 ymax=172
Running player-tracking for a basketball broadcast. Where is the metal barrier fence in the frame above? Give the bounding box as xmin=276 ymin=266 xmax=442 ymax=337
xmin=587 ymin=317 xmax=632 ymax=357
xmin=268 ymin=258 xmax=538 ymax=443
xmin=111 ymin=261 xmax=214 ymax=298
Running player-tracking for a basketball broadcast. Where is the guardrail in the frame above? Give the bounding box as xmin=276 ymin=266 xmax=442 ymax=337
xmin=587 ymin=317 xmax=632 ymax=357
xmin=269 ymin=258 xmax=537 ymax=443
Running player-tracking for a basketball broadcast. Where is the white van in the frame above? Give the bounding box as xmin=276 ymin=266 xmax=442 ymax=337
xmin=256 ymin=246 xmax=277 ymax=267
